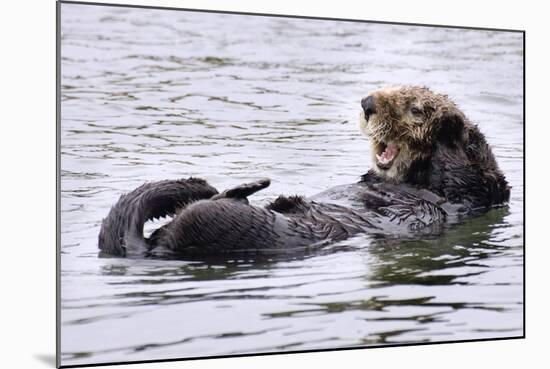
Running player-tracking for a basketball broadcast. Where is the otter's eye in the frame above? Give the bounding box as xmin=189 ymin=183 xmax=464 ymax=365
xmin=411 ymin=107 xmax=423 ymax=116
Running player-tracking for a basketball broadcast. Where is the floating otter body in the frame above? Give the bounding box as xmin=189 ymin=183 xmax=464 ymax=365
xmin=98 ymin=86 xmax=510 ymax=258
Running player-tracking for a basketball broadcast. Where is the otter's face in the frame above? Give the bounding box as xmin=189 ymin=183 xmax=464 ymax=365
xmin=359 ymin=85 xmax=466 ymax=183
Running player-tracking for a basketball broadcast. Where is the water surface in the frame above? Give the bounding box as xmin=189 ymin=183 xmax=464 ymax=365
xmin=60 ymin=4 xmax=524 ymax=366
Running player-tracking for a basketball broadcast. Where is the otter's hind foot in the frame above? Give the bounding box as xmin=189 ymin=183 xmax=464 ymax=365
xmin=211 ymin=178 xmax=271 ymax=203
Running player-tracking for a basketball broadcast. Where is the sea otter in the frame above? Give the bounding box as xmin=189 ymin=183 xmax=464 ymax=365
xmin=98 ymin=86 xmax=510 ymax=258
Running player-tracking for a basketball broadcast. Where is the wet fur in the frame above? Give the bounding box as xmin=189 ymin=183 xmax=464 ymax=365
xmin=98 ymin=86 xmax=510 ymax=258
xmin=358 ymin=86 xmax=509 ymax=207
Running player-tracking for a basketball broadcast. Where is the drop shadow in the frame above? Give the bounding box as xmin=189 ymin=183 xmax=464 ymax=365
xmin=34 ymin=353 xmax=57 ymax=367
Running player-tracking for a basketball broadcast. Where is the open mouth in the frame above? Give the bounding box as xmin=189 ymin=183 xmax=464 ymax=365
xmin=375 ymin=141 xmax=400 ymax=170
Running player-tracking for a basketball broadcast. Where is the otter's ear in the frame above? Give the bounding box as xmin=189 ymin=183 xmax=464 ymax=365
xmin=434 ymin=111 xmax=465 ymax=147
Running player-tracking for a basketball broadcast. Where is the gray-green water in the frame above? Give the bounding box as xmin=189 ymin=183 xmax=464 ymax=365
xmin=59 ymin=3 xmax=524 ymax=366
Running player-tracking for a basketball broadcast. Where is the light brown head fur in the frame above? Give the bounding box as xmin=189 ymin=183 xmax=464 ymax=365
xmin=359 ymin=85 xmax=468 ymax=183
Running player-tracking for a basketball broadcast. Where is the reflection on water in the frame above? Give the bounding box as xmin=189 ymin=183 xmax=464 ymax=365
xmin=59 ymin=3 xmax=524 ymax=366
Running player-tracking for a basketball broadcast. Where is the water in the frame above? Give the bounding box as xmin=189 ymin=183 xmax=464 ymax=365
xmin=59 ymin=3 xmax=524 ymax=366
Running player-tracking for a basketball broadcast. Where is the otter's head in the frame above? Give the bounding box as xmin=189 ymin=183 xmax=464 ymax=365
xmin=358 ymin=85 xmax=510 ymax=207
xmin=359 ymin=85 xmax=468 ymax=183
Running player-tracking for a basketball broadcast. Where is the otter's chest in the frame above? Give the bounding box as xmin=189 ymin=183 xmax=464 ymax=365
xmin=309 ymin=181 xmax=422 ymax=211
xmin=309 ymin=183 xmax=371 ymax=210
xmin=309 ymin=180 xmax=469 ymax=235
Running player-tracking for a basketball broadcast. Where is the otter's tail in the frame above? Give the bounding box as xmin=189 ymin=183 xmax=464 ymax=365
xmin=98 ymin=178 xmax=218 ymax=257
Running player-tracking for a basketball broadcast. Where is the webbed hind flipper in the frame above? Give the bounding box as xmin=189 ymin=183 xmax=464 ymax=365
xmin=98 ymin=177 xmax=219 ymax=257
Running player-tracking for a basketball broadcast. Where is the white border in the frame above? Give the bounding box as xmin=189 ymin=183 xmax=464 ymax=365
xmin=3 ymin=0 xmax=547 ymax=368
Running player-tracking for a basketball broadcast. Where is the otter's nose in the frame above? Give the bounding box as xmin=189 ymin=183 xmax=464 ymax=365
xmin=361 ymin=96 xmax=376 ymax=120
